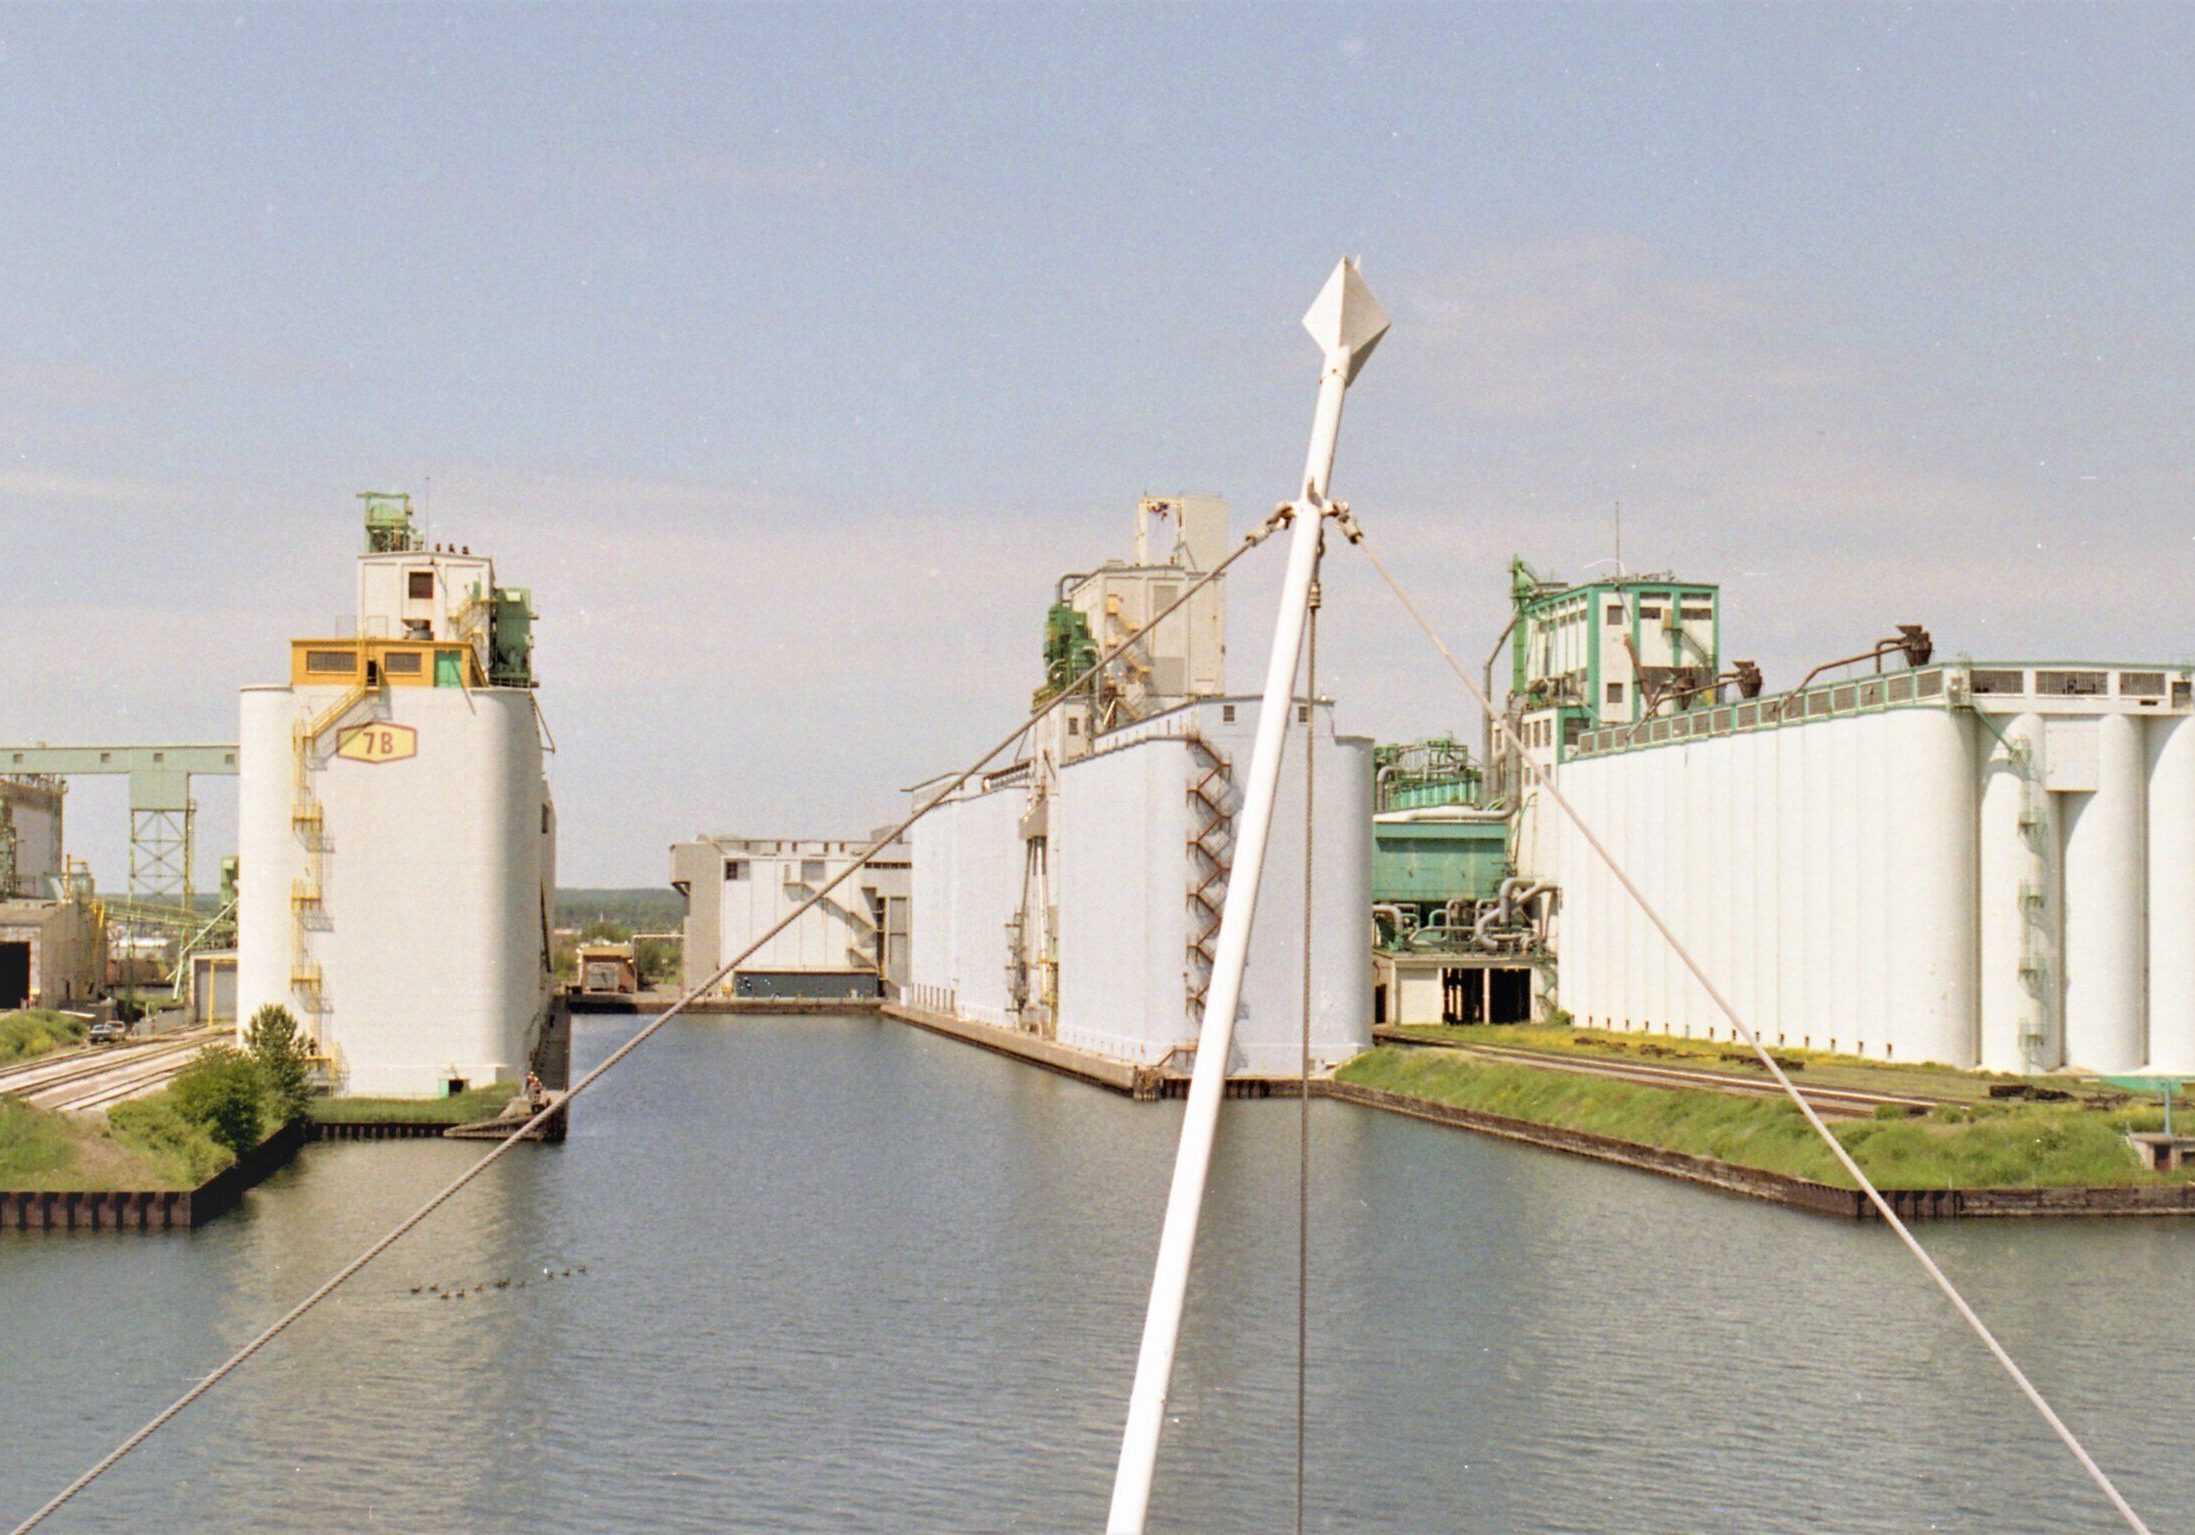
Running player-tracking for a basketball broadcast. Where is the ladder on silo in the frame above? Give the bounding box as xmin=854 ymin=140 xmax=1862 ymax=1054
xmin=2011 ymin=736 xmax=2053 ymax=1071
xmin=289 ymin=678 xmax=372 ymax=1052
xmin=1184 ymin=732 xmax=1234 ymax=1020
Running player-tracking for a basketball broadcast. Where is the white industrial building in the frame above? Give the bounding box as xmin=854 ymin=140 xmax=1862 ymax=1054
xmin=670 ymin=834 xmax=910 ymax=999
xmin=1547 ymin=661 xmax=2195 ymax=1076
xmin=236 ymin=493 xmax=557 ymax=1098
xmin=906 ymin=497 xmax=1374 ymax=1077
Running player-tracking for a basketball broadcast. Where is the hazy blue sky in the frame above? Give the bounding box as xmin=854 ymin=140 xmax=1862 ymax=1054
xmin=4 ymin=4 xmax=2191 ymax=885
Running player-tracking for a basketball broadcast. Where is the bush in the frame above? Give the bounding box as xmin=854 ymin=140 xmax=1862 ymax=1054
xmin=107 ymin=1097 xmax=234 ymax=1186
xmin=0 ymin=1097 xmax=78 ymax=1182
xmin=244 ymin=1004 xmax=313 ymax=1122
xmin=0 ymin=1010 xmax=87 ymax=1064
xmin=168 ymin=1047 xmax=268 ymax=1157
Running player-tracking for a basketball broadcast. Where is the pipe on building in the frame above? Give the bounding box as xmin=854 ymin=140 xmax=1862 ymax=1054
xmin=1774 ymin=626 xmax=1935 ymax=719
xmin=1481 ymin=612 xmax=1522 ymax=772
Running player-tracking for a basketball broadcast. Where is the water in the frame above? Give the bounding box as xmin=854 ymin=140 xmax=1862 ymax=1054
xmin=3 ymin=1014 xmax=2189 ymax=1533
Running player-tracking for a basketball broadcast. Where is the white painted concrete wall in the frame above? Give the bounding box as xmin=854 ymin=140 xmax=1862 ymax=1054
xmin=356 ymin=551 xmax=495 ymax=647
xmin=239 ymin=684 xmax=554 ymax=1096
xmin=1054 ymin=737 xmax=1193 ymax=1064
xmin=1558 ymin=690 xmax=2195 ymax=1073
xmin=1558 ymin=706 xmax=1978 ymax=1065
xmin=911 ymin=697 xmax=1374 ymax=1075
xmin=2148 ymin=717 xmax=2195 ymax=1073
xmin=908 ymin=783 xmax=1026 ymax=1026
xmin=717 ymin=846 xmax=882 ymax=975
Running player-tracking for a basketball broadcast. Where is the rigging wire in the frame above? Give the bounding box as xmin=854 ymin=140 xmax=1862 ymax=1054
xmin=4 ymin=526 xmax=1282 ymax=1535
xmin=1342 ymin=523 xmax=2156 ymax=1535
xmin=1295 ymin=537 xmax=1322 ymax=1535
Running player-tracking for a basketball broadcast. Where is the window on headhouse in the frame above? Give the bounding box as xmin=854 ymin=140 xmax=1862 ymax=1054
xmin=407 ymin=570 xmax=435 ymax=599
xmin=305 ymin=649 xmax=356 ymax=674
xmin=382 ymin=651 xmax=422 ymax=675
xmin=724 ymin=860 xmax=749 ymax=882
xmin=1605 ymin=604 xmax=1624 ymax=626
xmin=1606 ymin=682 xmax=1624 ymax=704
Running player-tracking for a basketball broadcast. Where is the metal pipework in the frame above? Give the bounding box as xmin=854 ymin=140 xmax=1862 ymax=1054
xmin=1776 ymin=625 xmax=1934 ymax=718
xmin=1108 ymin=258 xmax=1387 ymax=1535
xmin=1480 ymin=612 xmax=1522 ymax=771
xmin=1661 ymin=658 xmax=1764 ymax=712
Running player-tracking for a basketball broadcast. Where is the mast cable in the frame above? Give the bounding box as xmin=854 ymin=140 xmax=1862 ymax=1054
xmin=1295 ymin=537 xmax=1321 ymax=1535
xmin=3 ymin=528 xmax=1280 ymax=1535
xmin=1345 ymin=526 xmax=2156 ymax=1535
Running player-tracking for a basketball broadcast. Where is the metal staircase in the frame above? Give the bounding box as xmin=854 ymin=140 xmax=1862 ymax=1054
xmin=781 ymin=864 xmax=882 ymax=973
xmin=290 ymin=680 xmax=371 ymax=1056
xmin=1184 ymin=732 xmax=1234 ymax=1019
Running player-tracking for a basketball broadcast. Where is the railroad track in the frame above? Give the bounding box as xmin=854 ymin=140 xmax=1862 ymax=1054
xmin=0 ymin=1031 xmax=219 ymax=1113
xmin=1374 ymin=1030 xmax=1943 ymax=1119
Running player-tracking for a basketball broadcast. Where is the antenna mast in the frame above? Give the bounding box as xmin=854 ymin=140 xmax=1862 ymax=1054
xmin=1106 ymin=258 xmax=1388 ymax=1535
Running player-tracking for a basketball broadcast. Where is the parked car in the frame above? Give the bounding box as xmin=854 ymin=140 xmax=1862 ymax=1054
xmin=87 ymin=1018 xmax=130 ymax=1046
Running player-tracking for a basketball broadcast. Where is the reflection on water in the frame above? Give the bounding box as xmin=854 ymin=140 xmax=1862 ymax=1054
xmin=2 ymin=1015 xmax=2189 ymax=1532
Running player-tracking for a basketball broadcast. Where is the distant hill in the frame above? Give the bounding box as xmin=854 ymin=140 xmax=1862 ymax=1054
xmin=557 ymin=888 xmax=686 ymax=933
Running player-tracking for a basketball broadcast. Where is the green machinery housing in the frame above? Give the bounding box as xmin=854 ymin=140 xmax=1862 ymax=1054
xmin=1033 ymin=602 xmax=1100 ymax=709
xmin=1371 ymin=735 xmax=1509 ymax=937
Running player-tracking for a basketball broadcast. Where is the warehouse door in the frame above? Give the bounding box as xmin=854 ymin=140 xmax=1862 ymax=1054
xmin=0 ymin=942 xmax=29 ymax=1009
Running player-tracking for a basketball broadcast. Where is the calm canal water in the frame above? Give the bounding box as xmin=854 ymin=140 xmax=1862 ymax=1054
xmin=3 ymin=1015 xmax=2190 ymax=1533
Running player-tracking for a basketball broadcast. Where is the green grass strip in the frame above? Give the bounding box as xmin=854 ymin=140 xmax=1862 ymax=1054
xmin=1337 ymin=1047 xmax=2187 ymax=1191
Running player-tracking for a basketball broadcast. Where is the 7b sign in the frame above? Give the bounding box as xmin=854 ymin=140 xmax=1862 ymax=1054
xmin=337 ymin=723 xmax=418 ymax=765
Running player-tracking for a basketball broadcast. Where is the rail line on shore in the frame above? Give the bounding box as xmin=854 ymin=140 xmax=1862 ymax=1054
xmin=0 ymin=1031 xmax=216 ymax=1113
xmin=1372 ymin=1027 xmax=1945 ymax=1119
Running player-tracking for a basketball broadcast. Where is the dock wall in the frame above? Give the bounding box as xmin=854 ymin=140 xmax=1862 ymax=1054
xmin=0 ymin=1119 xmax=306 ymax=1232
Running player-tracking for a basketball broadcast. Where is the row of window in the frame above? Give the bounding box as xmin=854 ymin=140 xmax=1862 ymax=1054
xmin=1532 ymin=595 xmax=1714 ymax=630
xmin=724 ymin=858 xmax=832 ymax=883
xmin=1517 ymin=715 xmax=1590 ymax=751
xmin=304 ymin=647 xmax=459 ymax=677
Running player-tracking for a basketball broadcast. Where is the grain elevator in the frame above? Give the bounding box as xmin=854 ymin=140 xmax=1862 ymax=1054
xmin=1489 ymin=555 xmax=2195 ymax=1077
xmin=906 ymin=498 xmax=1373 ymax=1077
xmin=235 ymin=494 xmax=557 ymax=1097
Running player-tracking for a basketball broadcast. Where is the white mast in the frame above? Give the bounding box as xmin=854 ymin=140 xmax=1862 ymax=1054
xmin=1106 ymin=258 xmax=1388 ymax=1535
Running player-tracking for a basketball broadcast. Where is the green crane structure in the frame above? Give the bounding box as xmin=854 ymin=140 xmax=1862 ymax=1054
xmin=0 ymin=744 xmax=238 ymax=918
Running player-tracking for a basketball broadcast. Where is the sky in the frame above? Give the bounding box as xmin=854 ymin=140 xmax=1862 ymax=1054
xmin=2 ymin=4 xmax=2192 ymax=887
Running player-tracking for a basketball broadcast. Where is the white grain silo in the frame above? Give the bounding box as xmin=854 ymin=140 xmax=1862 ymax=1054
xmin=1555 ymin=661 xmax=2195 ymax=1075
xmin=903 ymin=496 xmax=1373 ymax=1077
xmin=236 ymin=494 xmax=557 ymax=1098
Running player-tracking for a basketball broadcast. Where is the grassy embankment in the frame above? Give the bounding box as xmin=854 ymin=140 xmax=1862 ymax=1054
xmin=0 ymin=1031 xmax=304 ymax=1193
xmin=1339 ymin=1045 xmax=2191 ymax=1191
xmin=308 ymin=1081 xmax=521 ymax=1126
xmin=1386 ymin=1022 xmax=2079 ymax=1104
xmin=0 ymin=1009 xmax=87 ymax=1065
xmin=0 ymin=1090 xmax=247 ymax=1192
